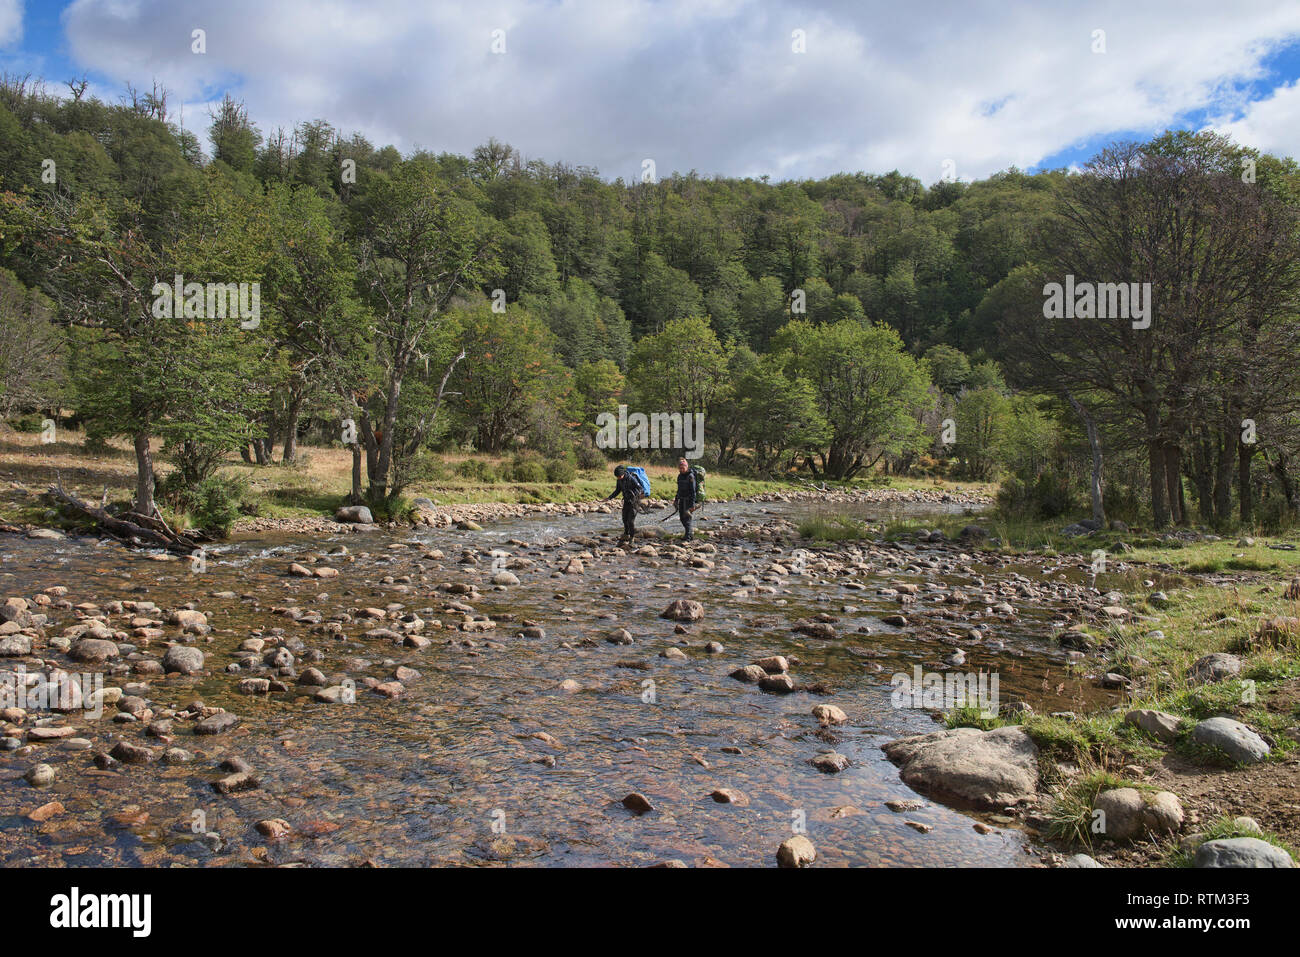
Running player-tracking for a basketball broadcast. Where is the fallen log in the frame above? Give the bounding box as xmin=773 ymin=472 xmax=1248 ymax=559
xmin=46 ymin=484 xmax=199 ymax=556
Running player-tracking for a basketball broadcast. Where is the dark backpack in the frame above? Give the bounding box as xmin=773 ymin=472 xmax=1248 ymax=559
xmin=690 ymin=465 xmax=706 ymax=502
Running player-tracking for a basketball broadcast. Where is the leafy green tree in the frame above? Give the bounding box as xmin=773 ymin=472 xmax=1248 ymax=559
xmin=627 ymin=314 xmax=732 ymax=418
xmin=773 ymin=319 xmax=932 ymax=479
xmin=450 ymin=302 xmax=574 ymax=453
xmin=351 ymin=161 xmax=496 ymax=501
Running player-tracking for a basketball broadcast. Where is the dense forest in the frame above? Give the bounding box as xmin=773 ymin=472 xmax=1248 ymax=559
xmin=2 ymin=74 xmax=1298 ymax=533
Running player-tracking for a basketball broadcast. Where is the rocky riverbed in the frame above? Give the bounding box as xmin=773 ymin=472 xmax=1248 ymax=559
xmin=0 ymin=496 xmax=1151 ymax=868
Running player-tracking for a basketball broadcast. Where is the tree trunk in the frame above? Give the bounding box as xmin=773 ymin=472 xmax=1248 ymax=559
xmin=350 ymin=443 xmax=363 ymax=505
xmin=1238 ymin=440 xmax=1255 ymax=527
xmin=1066 ymin=392 xmax=1104 ymax=526
xmin=282 ymin=389 xmax=305 ymax=464
xmin=1163 ymin=444 xmax=1185 ymax=525
xmin=1148 ymin=439 xmax=1169 ymax=528
xmin=133 ymin=432 xmax=155 ymax=517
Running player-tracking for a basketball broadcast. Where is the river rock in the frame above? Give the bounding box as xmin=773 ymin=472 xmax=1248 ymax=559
xmin=1189 ymin=653 xmax=1242 ymax=684
xmin=882 ymin=726 xmax=1039 ymax=810
xmin=1091 ymin=788 xmax=1183 ymax=841
xmin=109 ymin=740 xmax=155 ymax=765
xmin=213 ymin=770 xmax=259 ymax=794
xmin=812 ymin=751 xmax=849 ymax=773
xmin=194 ymin=711 xmax=240 ymax=735
xmin=1124 ymin=709 xmax=1182 ymax=743
xmin=1064 ymin=853 xmax=1103 ymax=868
xmin=661 ymin=599 xmax=703 ymax=622
xmin=622 ymin=793 xmax=653 ymax=815
xmin=777 ymin=835 xmax=816 ymax=868
xmin=0 ymin=635 xmax=32 ymax=656
xmin=758 ymin=673 xmax=795 ymax=694
xmin=1195 ymin=837 xmax=1294 ymax=868
xmin=162 ymin=645 xmax=205 ymax=674
xmin=24 ymin=763 xmax=54 ymax=786
xmin=167 ymin=610 xmax=210 ymax=634
xmin=812 ymin=704 xmax=848 ymax=726
xmin=729 ymin=665 xmax=766 ymax=683
xmin=335 ymin=505 xmax=373 ymax=524
xmin=68 ymin=638 xmax=119 ymax=663
xmin=1191 ymin=717 xmax=1270 ymax=763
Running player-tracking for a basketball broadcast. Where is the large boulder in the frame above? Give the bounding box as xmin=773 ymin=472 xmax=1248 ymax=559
xmin=1091 ymin=788 xmax=1183 ymax=842
xmin=1191 ymin=717 xmax=1270 ymax=764
xmin=68 ymin=638 xmax=120 ymax=663
xmin=162 ymin=645 xmax=205 ymax=675
xmin=1124 ymin=709 xmax=1182 ymax=743
xmin=1195 ymin=838 xmax=1294 ymax=868
xmin=660 ymin=599 xmax=703 ymax=622
xmin=881 ymin=725 xmax=1039 ymax=810
xmin=1188 ymin=653 xmax=1242 ymax=684
xmin=335 ymin=505 xmax=374 ymax=525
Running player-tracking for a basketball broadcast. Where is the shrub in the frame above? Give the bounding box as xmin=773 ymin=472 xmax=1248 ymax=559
xmin=159 ymin=473 xmax=248 ymax=537
xmin=505 ymin=453 xmax=547 ymax=483
xmin=575 ymin=436 xmax=607 ymax=471
xmin=546 ymin=453 xmax=577 ymax=484
xmin=455 ymin=458 xmax=499 ymax=483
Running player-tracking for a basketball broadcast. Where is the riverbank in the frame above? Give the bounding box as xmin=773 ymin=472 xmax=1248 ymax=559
xmin=0 ymin=428 xmax=995 ymax=537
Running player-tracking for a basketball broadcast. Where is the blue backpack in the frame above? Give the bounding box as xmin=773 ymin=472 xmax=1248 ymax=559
xmin=623 ymin=466 xmax=651 ymax=499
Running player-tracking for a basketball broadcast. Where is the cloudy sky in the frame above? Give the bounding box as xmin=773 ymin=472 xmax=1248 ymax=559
xmin=2 ymin=0 xmax=1300 ymax=183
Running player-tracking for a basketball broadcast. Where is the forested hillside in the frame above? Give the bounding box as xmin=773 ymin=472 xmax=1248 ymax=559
xmin=2 ymin=76 xmax=1298 ymax=533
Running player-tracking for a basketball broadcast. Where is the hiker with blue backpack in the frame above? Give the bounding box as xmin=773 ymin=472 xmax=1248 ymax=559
xmin=606 ymin=464 xmax=650 ymax=544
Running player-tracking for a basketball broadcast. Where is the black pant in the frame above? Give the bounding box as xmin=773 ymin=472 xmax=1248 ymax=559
xmin=621 ymin=502 xmax=636 ymax=540
xmin=679 ymin=503 xmax=693 ymax=540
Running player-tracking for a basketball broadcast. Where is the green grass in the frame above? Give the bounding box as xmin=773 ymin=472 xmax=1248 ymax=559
xmin=1046 ymin=770 xmax=1154 ymax=849
xmin=798 ymin=512 xmax=871 ymax=541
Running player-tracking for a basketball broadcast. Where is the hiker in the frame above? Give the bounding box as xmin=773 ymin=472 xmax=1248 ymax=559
xmin=673 ymin=457 xmax=698 ymax=542
xmin=606 ymin=465 xmax=640 ymax=544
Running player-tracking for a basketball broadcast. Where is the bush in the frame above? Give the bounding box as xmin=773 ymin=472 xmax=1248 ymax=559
xmin=996 ymin=467 xmax=1077 ymax=519
xmin=405 ymin=450 xmax=450 ymax=484
xmin=505 ymin=453 xmax=548 ymax=483
xmin=454 ymin=458 xmax=499 ymax=483
xmin=546 ymin=453 xmax=577 ymax=484
xmin=159 ymin=473 xmax=248 ymax=537
xmin=575 ymin=436 xmax=607 ymax=471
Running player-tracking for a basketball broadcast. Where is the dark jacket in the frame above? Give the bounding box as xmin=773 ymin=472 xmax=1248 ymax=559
xmin=675 ymin=470 xmax=697 ymax=509
xmin=606 ymin=475 xmax=638 ymax=504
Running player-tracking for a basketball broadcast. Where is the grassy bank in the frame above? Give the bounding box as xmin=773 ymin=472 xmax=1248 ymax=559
xmin=0 ymin=429 xmax=818 ymax=528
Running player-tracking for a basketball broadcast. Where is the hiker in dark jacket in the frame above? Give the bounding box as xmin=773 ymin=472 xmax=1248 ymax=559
xmin=605 ymin=465 xmax=639 ymax=544
xmin=673 ymin=457 xmax=697 ymax=542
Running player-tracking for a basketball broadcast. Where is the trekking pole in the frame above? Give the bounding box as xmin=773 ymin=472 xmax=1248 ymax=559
xmin=660 ymin=503 xmax=681 ymax=523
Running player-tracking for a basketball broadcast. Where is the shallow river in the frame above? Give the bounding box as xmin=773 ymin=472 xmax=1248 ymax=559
xmin=0 ymin=499 xmax=1120 ymax=867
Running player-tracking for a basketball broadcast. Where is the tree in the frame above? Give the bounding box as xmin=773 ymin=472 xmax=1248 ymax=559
xmin=773 ymin=319 xmax=932 ymax=479
xmin=626 ymin=314 xmax=731 ymax=418
xmin=1004 ymin=133 xmax=1300 ymax=527
xmin=451 ymin=302 xmax=573 ymax=453
xmin=263 ymin=184 xmax=367 ymax=466
xmin=0 ymin=268 xmax=64 ymax=420
xmin=351 ymin=161 xmax=496 ymax=502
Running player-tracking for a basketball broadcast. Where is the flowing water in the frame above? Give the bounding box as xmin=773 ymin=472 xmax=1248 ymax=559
xmin=0 ymin=499 xmax=1121 ymax=867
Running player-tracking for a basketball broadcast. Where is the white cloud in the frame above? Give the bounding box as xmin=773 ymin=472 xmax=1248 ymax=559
xmin=1212 ymin=80 xmax=1300 ymax=159
xmin=0 ymin=0 xmax=23 ymax=48
xmin=56 ymin=0 xmax=1300 ymax=180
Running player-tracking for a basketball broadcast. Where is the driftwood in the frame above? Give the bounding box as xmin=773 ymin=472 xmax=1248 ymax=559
xmin=47 ymin=483 xmax=199 ymax=556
